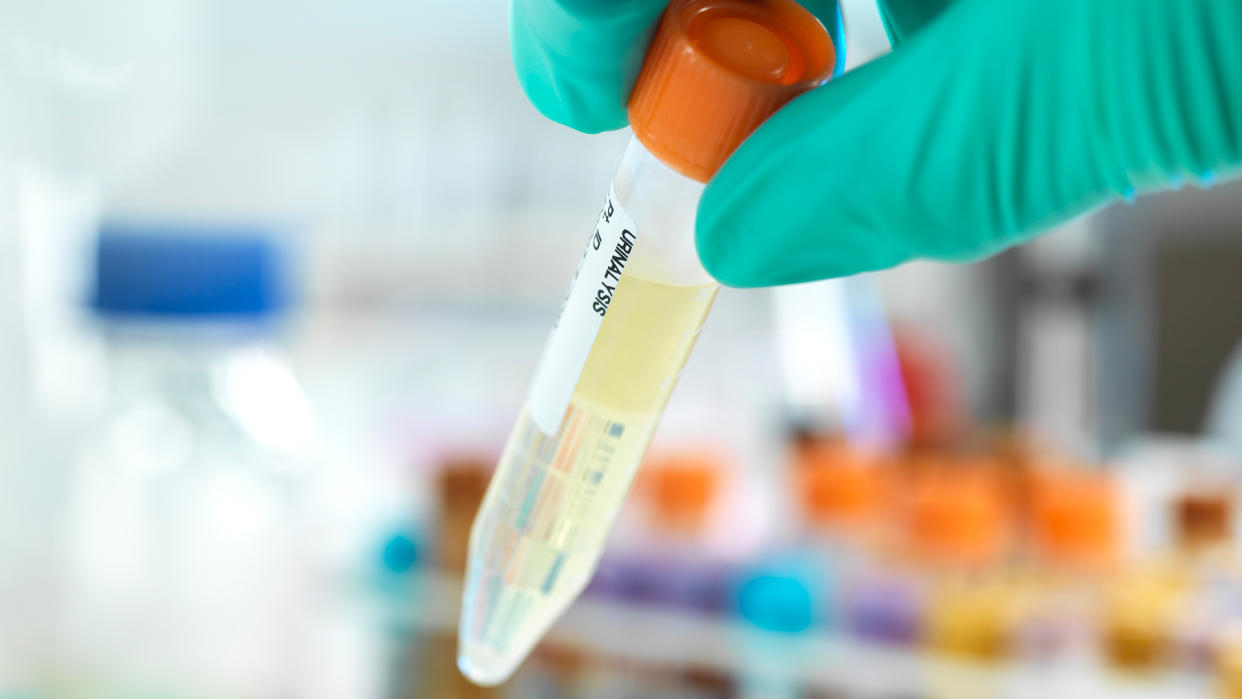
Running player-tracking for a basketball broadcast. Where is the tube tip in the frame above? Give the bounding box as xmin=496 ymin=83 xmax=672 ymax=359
xmin=456 ymin=641 xmax=517 ymax=687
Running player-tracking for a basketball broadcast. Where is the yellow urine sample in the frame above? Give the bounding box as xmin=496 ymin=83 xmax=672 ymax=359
xmin=458 ymin=272 xmax=717 ymax=685
xmin=1217 ymin=627 xmax=1242 ymax=698
xmin=1101 ymin=569 xmax=1188 ymax=671
xmin=926 ymin=578 xmax=1031 ymax=661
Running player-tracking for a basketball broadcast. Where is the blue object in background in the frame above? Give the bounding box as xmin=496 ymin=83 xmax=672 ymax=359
xmin=380 ymin=530 xmax=421 ymax=575
xmin=734 ymin=554 xmax=829 ymax=634
xmin=91 ymin=221 xmax=289 ymax=319
xmin=374 ymin=526 xmax=424 ymax=607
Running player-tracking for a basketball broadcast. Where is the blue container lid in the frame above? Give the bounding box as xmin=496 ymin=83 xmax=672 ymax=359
xmin=91 ymin=221 xmax=289 ymax=320
xmin=735 ymin=554 xmax=829 ymax=634
xmin=380 ymin=530 xmax=421 ymax=574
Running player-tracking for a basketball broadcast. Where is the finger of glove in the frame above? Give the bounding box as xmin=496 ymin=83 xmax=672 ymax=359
xmin=876 ymin=0 xmax=954 ymax=45
xmin=696 ymin=0 xmax=1129 ymax=287
xmin=510 ymin=0 xmax=668 ymax=134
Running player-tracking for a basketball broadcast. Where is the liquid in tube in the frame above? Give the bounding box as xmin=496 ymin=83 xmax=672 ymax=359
xmin=459 ymin=273 xmax=717 ymax=684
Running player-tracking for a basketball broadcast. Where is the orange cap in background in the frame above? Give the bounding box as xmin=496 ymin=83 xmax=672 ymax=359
xmin=1029 ymin=467 xmax=1120 ymax=571
xmin=438 ymin=457 xmax=492 ymax=512
xmin=906 ymin=463 xmax=1009 ymax=569
xmin=794 ymin=441 xmax=888 ymax=532
xmin=1174 ymin=489 xmax=1234 ymax=551
xmin=643 ymin=452 xmax=724 ymax=532
xmin=436 ymin=457 xmax=493 ymax=573
xmin=627 ymin=0 xmax=835 ymax=182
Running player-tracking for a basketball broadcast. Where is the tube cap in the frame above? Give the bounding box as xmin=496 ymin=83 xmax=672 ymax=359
xmin=91 ymin=222 xmax=288 ymax=320
xmin=906 ymin=463 xmax=1009 ymax=569
xmin=437 ymin=459 xmax=492 ymax=574
xmin=643 ymin=452 xmax=723 ymax=532
xmin=1174 ymin=489 xmax=1234 ymax=550
xmin=628 ymin=0 xmax=835 ymax=182
xmin=794 ymin=441 xmax=887 ymax=532
xmin=1029 ymin=468 xmax=1120 ymax=571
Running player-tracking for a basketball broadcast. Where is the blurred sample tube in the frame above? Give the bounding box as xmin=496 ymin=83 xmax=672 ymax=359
xmin=905 ymin=460 xmax=1022 ymax=661
xmin=790 ymin=439 xmax=898 ymax=643
xmin=423 ymin=459 xmax=501 ymax=699
xmin=1017 ymin=466 xmax=1121 ymax=661
xmin=734 ymin=554 xmax=825 ymax=699
xmin=593 ymin=450 xmax=733 ymax=615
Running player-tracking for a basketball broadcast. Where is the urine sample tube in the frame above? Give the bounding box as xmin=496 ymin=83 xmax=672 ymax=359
xmin=457 ymin=0 xmax=835 ymax=685
xmin=1017 ymin=467 xmax=1121 ymax=658
xmin=905 ymin=463 xmax=1018 ymax=660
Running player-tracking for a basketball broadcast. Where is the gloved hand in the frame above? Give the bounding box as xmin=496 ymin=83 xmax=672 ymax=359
xmin=512 ymin=0 xmax=1242 ymax=287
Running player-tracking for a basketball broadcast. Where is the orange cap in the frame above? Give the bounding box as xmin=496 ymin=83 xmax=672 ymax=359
xmin=436 ymin=459 xmax=493 ymax=573
xmin=643 ymin=452 xmax=723 ymax=532
xmin=1029 ymin=468 xmax=1120 ymax=571
xmin=906 ymin=465 xmax=1009 ymax=569
xmin=627 ymin=0 xmax=835 ymax=182
xmin=1174 ymin=490 xmax=1234 ymax=550
xmin=794 ymin=441 xmax=888 ymax=531
xmin=438 ymin=457 xmax=492 ymax=511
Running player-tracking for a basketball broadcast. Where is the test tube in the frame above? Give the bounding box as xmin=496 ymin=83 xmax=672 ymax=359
xmin=458 ymin=0 xmax=835 ymax=685
xmin=1018 ymin=466 xmax=1120 ymax=658
xmin=905 ymin=462 xmax=1018 ymax=660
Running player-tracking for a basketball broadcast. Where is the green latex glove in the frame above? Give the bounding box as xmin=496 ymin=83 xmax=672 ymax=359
xmin=512 ymin=0 xmax=1242 ymax=287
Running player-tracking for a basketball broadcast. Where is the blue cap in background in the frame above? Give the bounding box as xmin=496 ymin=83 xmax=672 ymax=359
xmin=735 ymin=554 xmax=830 ymax=634
xmin=91 ymin=221 xmax=290 ymax=320
xmin=380 ymin=529 xmax=421 ymax=575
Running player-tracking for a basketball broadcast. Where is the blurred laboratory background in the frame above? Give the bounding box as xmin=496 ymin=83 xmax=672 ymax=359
xmin=5 ymin=1 xmax=1242 ymax=697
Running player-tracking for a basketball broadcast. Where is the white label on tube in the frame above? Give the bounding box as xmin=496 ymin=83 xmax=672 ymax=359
xmin=527 ymin=185 xmax=638 ymax=435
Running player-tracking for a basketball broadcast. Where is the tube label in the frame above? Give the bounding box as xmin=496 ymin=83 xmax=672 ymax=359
xmin=528 ymin=185 xmax=637 ymax=435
